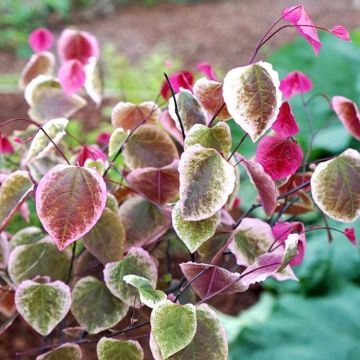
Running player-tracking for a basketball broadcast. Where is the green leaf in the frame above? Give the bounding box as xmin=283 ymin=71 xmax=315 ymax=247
xmin=168 ymin=88 xmax=207 ymax=134
xmin=108 ymin=128 xmax=128 ymax=159
xmin=104 ymin=247 xmax=158 ymax=307
xmin=9 ymin=226 xmax=45 ymax=250
xmin=172 ymin=201 xmax=220 ymax=253
xmin=150 ymin=300 xmax=197 ymax=358
xmin=36 ymin=343 xmax=82 ymax=360
xmin=150 ymin=304 xmax=228 ymax=360
xmin=311 ymin=149 xmax=360 ymax=222
xmin=24 ymin=118 xmax=68 ymax=162
xmin=0 ymin=171 xmax=34 ymax=231
xmin=8 ymin=239 xmax=70 ymax=284
xmin=223 ymin=61 xmax=281 ymax=142
xmin=15 ymin=279 xmax=71 ymax=336
xmin=184 ymin=122 xmax=232 ymax=155
xmin=83 ymin=208 xmax=125 ymax=265
xmin=179 ymin=144 xmax=236 ymax=221
xmin=97 ymin=337 xmax=144 ymax=360
xmin=71 ymin=276 xmax=128 ymax=334
xmin=123 ymin=275 xmax=167 ymax=308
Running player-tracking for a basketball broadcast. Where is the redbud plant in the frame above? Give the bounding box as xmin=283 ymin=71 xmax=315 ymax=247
xmin=0 ymin=4 xmax=358 ymax=359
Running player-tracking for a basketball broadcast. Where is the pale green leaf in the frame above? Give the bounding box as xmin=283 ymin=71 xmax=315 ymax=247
xmin=9 ymin=226 xmax=45 ymax=250
xmin=97 ymin=337 xmax=144 ymax=360
xmin=109 ymin=128 xmax=128 ymax=158
xmin=36 ymin=343 xmax=82 ymax=360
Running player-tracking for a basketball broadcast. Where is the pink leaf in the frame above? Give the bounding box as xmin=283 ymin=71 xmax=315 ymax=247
xmin=96 ymin=132 xmax=111 ymax=146
xmin=196 ymin=62 xmax=218 ymax=81
xmin=331 ymin=25 xmax=351 ymax=41
xmin=256 ymin=135 xmax=303 ymax=180
xmin=271 ymin=101 xmax=300 ymax=137
xmin=29 ymin=28 xmax=54 ymax=53
xmin=58 ymin=60 xmax=86 ymax=95
xmin=344 ymin=228 xmax=356 ymax=245
xmin=272 ymin=221 xmax=306 ymax=266
xmin=36 ymin=165 xmax=107 ymax=251
xmin=282 ymin=5 xmax=321 ymax=55
xmin=126 ymin=160 xmax=179 ymax=204
xmin=76 ymin=145 xmax=107 ymax=167
xmin=57 ymin=29 xmax=99 ymax=65
xmin=332 ymin=96 xmax=360 ymax=140
xmin=0 ymin=135 xmax=14 ymax=154
xmin=160 ymin=70 xmax=193 ymax=100
xmin=237 ymin=155 xmax=278 ymax=216
xmin=159 ymin=110 xmax=184 ymax=144
xmin=179 ymin=262 xmax=248 ymax=299
xmin=280 ymin=71 xmax=313 ymax=99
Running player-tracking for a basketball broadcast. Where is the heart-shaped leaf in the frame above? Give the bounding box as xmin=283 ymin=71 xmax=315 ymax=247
xmin=179 ymin=144 xmax=236 ymax=221
xmin=15 ymin=279 xmax=71 ymax=336
xmin=83 ymin=208 xmax=125 ymax=264
xmin=151 ymin=300 xmax=197 ymax=359
xmin=112 ymin=101 xmax=161 ymax=131
xmin=168 ymin=88 xmax=207 ymax=134
xmin=118 ymin=196 xmax=170 ymax=249
xmin=150 ymin=304 xmax=228 ymax=360
xmin=126 ymin=161 xmax=179 ymax=204
xmin=36 ymin=343 xmax=82 ymax=360
xmin=25 ymin=75 xmax=87 ymax=122
xmin=123 ymin=275 xmax=167 ymax=308
xmin=193 ymin=77 xmax=231 ymax=121
xmin=184 ymin=122 xmax=232 ymax=155
xmin=71 ymin=276 xmax=128 ymax=334
xmin=223 ymin=61 xmax=282 ymax=142
xmin=10 ymin=226 xmax=45 ymax=250
xmin=180 ymin=262 xmax=248 ymax=299
xmin=19 ymin=52 xmax=55 ymax=90
xmin=311 ymin=149 xmax=360 ymax=222
xmin=36 ymin=165 xmax=107 ymax=250
xmin=229 ymin=218 xmax=275 ymax=266
xmin=123 ymin=124 xmax=179 ymax=169
xmin=84 ymin=57 xmax=103 ymax=106
xmin=24 ymin=118 xmax=69 ymax=162
xmin=172 ymin=201 xmax=220 ymax=253
xmin=0 ymin=171 xmax=34 ymax=231
xmin=97 ymin=337 xmax=144 ymax=360
xmin=104 ymin=247 xmax=158 ymax=307
xmin=8 ymin=239 xmax=70 ymax=284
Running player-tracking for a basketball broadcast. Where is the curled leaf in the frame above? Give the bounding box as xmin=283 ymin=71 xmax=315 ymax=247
xmin=223 ymin=61 xmax=282 ymax=142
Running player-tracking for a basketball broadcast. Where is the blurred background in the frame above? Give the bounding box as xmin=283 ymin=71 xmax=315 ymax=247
xmin=1 ymin=1 xmax=360 ymax=359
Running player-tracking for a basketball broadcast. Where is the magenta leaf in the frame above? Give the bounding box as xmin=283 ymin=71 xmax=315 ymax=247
xmin=36 ymin=165 xmax=107 ymax=251
xmin=58 ymin=60 xmax=86 ymax=95
xmin=29 ymin=28 xmax=54 ymax=53
xmin=76 ymin=145 xmax=107 ymax=167
xmin=160 ymin=70 xmax=193 ymax=100
xmin=256 ymin=135 xmax=303 ymax=180
xmin=196 ymin=62 xmax=218 ymax=81
xmin=0 ymin=135 xmax=14 ymax=154
xmin=344 ymin=228 xmax=357 ymax=245
xmin=332 ymin=96 xmax=360 ymax=140
xmin=330 ymin=25 xmax=351 ymax=41
xmin=179 ymin=262 xmax=248 ymax=299
xmin=279 ymin=71 xmax=313 ymax=99
xmin=271 ymin=101 xmax=300 ymax=138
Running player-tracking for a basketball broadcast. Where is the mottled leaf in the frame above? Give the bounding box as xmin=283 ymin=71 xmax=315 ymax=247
xmin=83 ymin=208 xmax=125 ymax=264
xmin=0 ymin=171 xmax=33 ymax=231
xmin=108 ymin=128 xmax=128 ymax=158
xmin=179 ymin=144 xmax=236 ymax=220
xmin=184 ymin=122 xmax=232 ymax=155
xmin=8 ymin=239 xmax=70 ymax=284
xmin=97 ymin=337 xmax=143 ymax=360
xmin=151 ymin=300 xmax=197 ymax=358
xmin=25 ymin=118 xmax=69 ymax=162
xmin=168 ymin=88 xmax=207 ymax=134
xmin=15 ymin=279 xmax=71 ymax=336
xmin=19 ymin=52 xmax=55 ymax=90
xmin=123 ymin=124 xmax=179 ymax=169
xmin=229 ymin=218 xmax=274 ymax=266
xmin=84 ymin=57 xmax=103 ymax=106
xmin=123 ymin=275 xmax=167 ymax=308
xmin=112 ymin=101 xmax=161 ymax=131
xmin=71 ymin=276 xmax=128 ymax=334
xmin=311 ymin=149 xmax=360 ymax=222
xmin=193 ymin=77 xmax=231 ymax=121
xmin=36 ymin=165 xmax=107 ymax=250
xmin=118 ymin=196 xmax=170 ymax=248
xmin=36 ymin=343 xmax=82 ymax=360
xmin=25 ymin=75 xmax=86 ymax=122
xmin=180 ymin=262 xmax=248 ymax=299
xmin=150 ymin=304 xmax=228 ymax=360
xmin=126 ymin=161 xmax=179 ymax=204
xmin=223 ymin=61 xmax=282 ymax=142
xmin=172 ymin=201 xmax=220 ymax=253
xmin=104 ymin=247 xmax=158 ymax=307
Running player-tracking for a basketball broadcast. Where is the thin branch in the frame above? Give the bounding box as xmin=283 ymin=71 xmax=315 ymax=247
xmin=208 ymin=102 xmax=226 ymax=128
xmin=227 ymin=133 xmax=248 ymax=161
